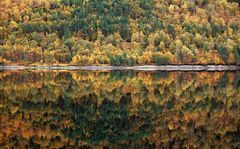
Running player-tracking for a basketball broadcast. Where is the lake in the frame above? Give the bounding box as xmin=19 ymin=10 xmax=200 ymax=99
xmin=0 ymin=70 xmax=240 ymax=148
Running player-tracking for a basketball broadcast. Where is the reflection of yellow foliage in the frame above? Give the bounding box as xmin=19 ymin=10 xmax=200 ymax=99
xmin=22 ymin=128 xmax=34 ymax=139
xmin=122 ymin=85 xmax=131 ymax=94
xmin=193 ymin=94 xmax=202 ymax=103
xmin=10 ymin=106 xmax=19 ymax=115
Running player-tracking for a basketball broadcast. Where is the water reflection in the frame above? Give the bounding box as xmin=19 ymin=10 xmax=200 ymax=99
xmin=0 ymin=70 xmax=240 ymax=148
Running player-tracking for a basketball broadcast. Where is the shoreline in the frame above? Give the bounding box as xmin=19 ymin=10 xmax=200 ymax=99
xmin=0 ymin=65 xmax=240 ymax=71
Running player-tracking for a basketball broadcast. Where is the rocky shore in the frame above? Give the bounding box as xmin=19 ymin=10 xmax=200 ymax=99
xmin=0 ymin=65 xmax=240 ymax=71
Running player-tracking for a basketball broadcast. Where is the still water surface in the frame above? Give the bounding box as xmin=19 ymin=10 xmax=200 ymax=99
xmin=0 ymin=70 xmax=240 ymax=148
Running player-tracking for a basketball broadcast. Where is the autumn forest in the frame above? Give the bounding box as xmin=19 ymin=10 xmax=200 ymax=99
xmin=0 ymin=0 xmax=240 ymax=65
xmin=1 ymin=0 xmax=240 ymax=148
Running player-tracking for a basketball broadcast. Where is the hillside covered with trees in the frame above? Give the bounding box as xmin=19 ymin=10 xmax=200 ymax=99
xmin=0 ymin=0 xmax=240 ymax=65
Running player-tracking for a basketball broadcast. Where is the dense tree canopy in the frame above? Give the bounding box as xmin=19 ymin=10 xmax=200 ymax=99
xmin=0 ymin=0 xmax=239 ymax=65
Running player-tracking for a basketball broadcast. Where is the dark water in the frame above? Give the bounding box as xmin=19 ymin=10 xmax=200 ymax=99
xmin=0 ymin=70 xmax=240 ymax=148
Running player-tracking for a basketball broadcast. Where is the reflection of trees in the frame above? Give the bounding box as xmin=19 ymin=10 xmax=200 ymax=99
xmin=0 ymin=71 xmax=240 ymax=148
xmin=61 ymin=95 xmax=155 ymax=144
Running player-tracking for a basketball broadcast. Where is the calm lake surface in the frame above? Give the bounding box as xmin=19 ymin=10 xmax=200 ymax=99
xmin=0 ymin=70 xmax=240 ymax=148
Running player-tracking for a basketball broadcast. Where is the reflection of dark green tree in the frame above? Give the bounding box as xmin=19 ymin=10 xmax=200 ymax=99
xmin=109 ymin=71 xmax=134 ymax=81
xmin=234 ymin=72 xmax=240 ymax=89
xmin=61 ymin=92 xmax=159 ymax=144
